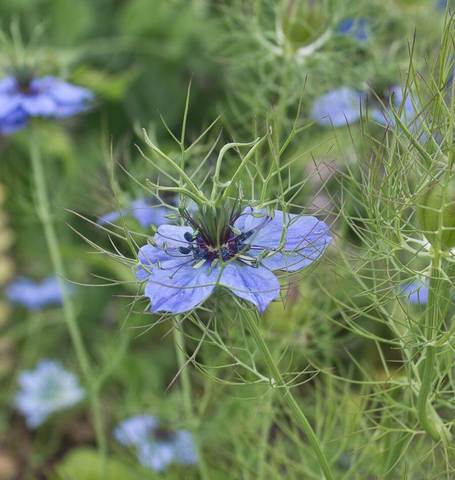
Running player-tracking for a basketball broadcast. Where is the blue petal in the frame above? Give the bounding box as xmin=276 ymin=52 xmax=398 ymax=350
xmin=173 ymin=430 xmax=198 ymax=465
xmin=401 ymin=281 xmax=429 ymax=305
xmin=114 ymin=415 xmax=158 ymax=447
xmin=34 ymin=76 xmax=93 ymax=118
xmin=97 ymin=209 xmax=126 ymax=225
xmin=137 ymin=442 xmax=175 ymax=472
xmin=219 ymin=263 xmax=280 ymax=313
xmin=337 ymin=18 xmax=370 ymax=42
xmin=144 ymin=262 xmax=220 ymax=314
xmin=21 ymin=93 xmax=57 ymax=116
xmin=130 ymin=199 xmax=169 ymax=228
xmin=235 ymin=208 xmax=331 ymax=271
xmin=0 ymin=76 xmax=16 ymax=94
xmin=136 ymin=243 xmax=192 ymax=281
xmin=311 ymin=88 xmax=365 ymax=127
xmin=155 ymin=224 xmax=194 ymax=248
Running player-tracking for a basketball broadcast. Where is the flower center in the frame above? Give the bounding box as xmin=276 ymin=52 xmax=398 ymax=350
xmin=178 ymin=230 xmax=253 ymax=263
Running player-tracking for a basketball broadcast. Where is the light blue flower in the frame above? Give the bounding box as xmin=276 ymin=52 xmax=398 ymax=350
xmin=6 ymin=276 xmax=72 ymax=311
xmin=0 ymin=75 xmax=93 ymax=134
xmin=311 ymin=88 xmax=366 ymax=127
xmin=371 ymin=86 xmax=420 ymax=131
xmin=136 ymin=207 xmax=331 ymax=314
xmin=337 ymin=18 xmax=370 ymax=42
xmin=15 ymin=360 xmax=85 ymax=428
xmin=115 ymin=415 xmax=198 ymax=473
xmin=98 ymin=199 xmax=170 ymax=228
xmin=401 ymin=280 xmax=429 ymax=305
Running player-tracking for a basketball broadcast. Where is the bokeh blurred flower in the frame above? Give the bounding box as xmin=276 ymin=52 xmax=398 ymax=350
xmin=0 ymin=75 xmax=93 ymax=134
xmin=401 ymin=280 xmax=429 ymax=305
xmin=15 ymin=360 xmax=85 ymax=428
xmin=371 ymin=86 xmax=420 ymax=130
xmin=98 ymin=199 xmax=170 ymax=228
xmin=6 ymin=276 xmax=71 ymax=310
xmin=311 ymin=87 xmax=366 ymax=127
xmin=115 ymin=415 xmax=197 ymax=472
xmin=137 ymin=207 xmax=331 ymax=314
xmin=337 ymin=18 xmax=370 ymax=42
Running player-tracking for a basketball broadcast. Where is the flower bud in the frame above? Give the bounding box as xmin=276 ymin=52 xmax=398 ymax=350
xmin=417 ymin=180 xmax=455 ymax=251
xmin=280 ymin=5 xmax=328 ymax=51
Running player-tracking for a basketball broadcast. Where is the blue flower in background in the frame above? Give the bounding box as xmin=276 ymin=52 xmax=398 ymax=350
xmin=337 ymin=18 xmax=370 ymax=42
xmin=98 ymin=198 xmax=170 ymax=228
xmin=371 ymin=86 xmax=420 ymax=130
xmin=115 ymin=415 xmax=198 ymax=472
xmin=15 ymin=360 xmax=85 ymax=428
xmin=0 ymin=75 xmax=93 ymax=134
xmin=6 ymin=276 xmax=72 ymax=310
xmin=401 ymin=280 xmax=429 ymax=305
xmin=136 ymin=207 xmax=331 ymax=314
xmin=311 ymin=88 xmax=366 ymax=127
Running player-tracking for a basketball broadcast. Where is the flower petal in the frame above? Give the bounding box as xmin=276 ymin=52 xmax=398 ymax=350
xmin=144 ymin=262 xmax=219 ymax=314
xmin=155 ymin=224 xmax=194 ymax=248
xmin=20 ymin=93 xmax=57 ymax=116
xmin=136 ymin=243 xmax=191 ymax=281
xmin=235 ymin=208 xmax=332 ymax=269
xmin=219 ymin=263 xmax=280 ymax=313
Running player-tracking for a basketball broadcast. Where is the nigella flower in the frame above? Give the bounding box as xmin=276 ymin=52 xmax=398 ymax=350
xmin=371 ymin=86 xmax=420 ymax=131
xmin=337 ymin=18 xmax=370 ymax=42
xmin=136 ymin=206 xmax=331 ymax=314
xmin=6 ymin=276 xmax=71 ymax=310
xmin=0 ymin=74 xmax=93 ymax=134
xmin=114 ymin=415 xmax=197 ymax=472
xmin=311 ymin=88 xmax=366 ymax=127
xmin=401 ymin=280 xmax=429 ymax=305
xmin=15 ymin=360 xmax=85 ymax=428
xmin=98 ymin=199 xmax=170 ymax=228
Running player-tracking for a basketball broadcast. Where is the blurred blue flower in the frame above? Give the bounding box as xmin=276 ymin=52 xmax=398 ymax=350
xmin=311 ymin=88 xmax=366 ymax=127
xmin=6 ymin=276 xmax=72 ymax=310
xmin=401 ymin=280 xmax=429 ymax=305
xmin=115 ymin=415 xmax=198 ymax=472
xmin=136 ymin=207 xmax=331 ymax=314
xmin=371 ymin=86 xmax=420 ymax=130
xmin=15 ymin=360 xmax=85 ymax=428
xmin=337 ymin=18 xmax=370 ymax=42
xmin=98 ymin=199 xmax=170 ymax=228
xmin=0 ymin=75 xmax=93 ymax=134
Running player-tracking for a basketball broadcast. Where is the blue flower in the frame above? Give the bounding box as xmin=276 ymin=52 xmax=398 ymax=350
xmin=15 ymin=360 xmax=85 ymax=428
xmin=401 ymin=280 xmax=429 ymax=305
xmin=337 ymin=18 xmax=370 ymax=42
xmin=98 ymin=199 xmax=170 ymax=228
xmin=371 ymin=86 xmax=420 ymax=130
xmin=6 ymin=276 xmax=71 ymax=310
xmin=114 ymin=415 xmax=198 ymax=473
xmin=311 ymin=88 xmax=366 ymax=127
xmin=136 ymin=207 xmax=331 ymax=314
xmin=0 ymin=75 xmax=93 ymax=134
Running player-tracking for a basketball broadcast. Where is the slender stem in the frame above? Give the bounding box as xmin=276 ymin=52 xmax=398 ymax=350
xmin=173 ymin=325 xmax=210 ymax=480
xmin=29 ymin=136 xmax=107 ymax=465
xmin=416 ymin=250 xmax=451 ymax=443
xmin=245 ymin=312 xmax=334 ymax=480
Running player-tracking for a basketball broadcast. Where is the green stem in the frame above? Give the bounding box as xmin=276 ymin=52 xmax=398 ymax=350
xmin=245 ymin=312 xmax=334 ymax=480
xmin=416 ymin=251 xmax=451 ymax=443
xmin=173 ymin=326 xmax=210 ymax=480
xmin=29 ymin=137 xmax=107 ymax=465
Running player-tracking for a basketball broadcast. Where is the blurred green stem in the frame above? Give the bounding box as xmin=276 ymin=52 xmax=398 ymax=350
xmin=29 ymin=135 xmax=107 ymax=468
xmin=245 ymin=312 xmax=334 ymax=480
xmin=416 ymin=250 xmax=451 ymax=443
xmin=173 ymin=325 xmax=210 ymax=480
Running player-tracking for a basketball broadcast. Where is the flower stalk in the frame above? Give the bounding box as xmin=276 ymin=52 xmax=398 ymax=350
xmin=244 ymin=310 xmax=334 ymax=480
xmin=28 ymin=134 xmax=107 ymax=464
xmin=172 ymin=325 xmax=210 ymax=480
xmin=416 ymin=249 xmax=451 ymax=444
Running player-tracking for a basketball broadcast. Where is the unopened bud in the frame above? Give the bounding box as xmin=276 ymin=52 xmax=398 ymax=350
xmin=417 ymin=180 xmax=455 ymax=251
